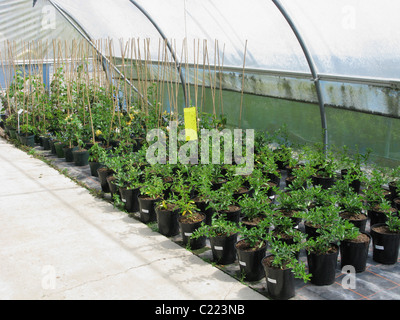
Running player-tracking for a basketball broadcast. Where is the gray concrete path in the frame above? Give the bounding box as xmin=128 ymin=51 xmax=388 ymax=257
xmin=0 ymin=137 xmax=266 ymax=300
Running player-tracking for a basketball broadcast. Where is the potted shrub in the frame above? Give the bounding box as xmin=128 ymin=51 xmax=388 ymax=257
xmin=190 ymin=166 xmax=215 ymax=225
xmin=340 ymin=227 xmax=371 ymax=273
xmin=304 ymin=207 xmax=358 ymax=286
xmin=270 ymin=214 xmax=306 ymax=259
xmin=274 ymin=189 xmax=306 ymax=227
xmin=338 ymin=192 xmax=368 ymax=232
xmin=239 ymin=191 xmax=272 ymax=230
xmin=235 ymin=219 xmax=270 ymax=281
xmin=207 ymin=185 xmax=241 ymax=225
xmin=261 ymin=234 xmax=310 ymax=300
xmin=176 ymin=195 xmax=207 ymax=250
xmin=339 ymin=146 xmax=370 ymax=194
xmin=363 ymin=168 xmax=391 ymax=225
xmin=370 ymin=201 xmax=400 ymax=264
xmin=192 ymin=216 xmax=239 ymax=264
xmin=116 ymin=161 xmax=143 ymax=213
xmin=138 ymin=172 xmax=164 ymax=223
xmin=155 ymin=198 xmax=180 ymax=237
xmin=387 ymin=166 xmax=400 ymax=201
xmin=18 ymin=123 xmax=36 ymax=147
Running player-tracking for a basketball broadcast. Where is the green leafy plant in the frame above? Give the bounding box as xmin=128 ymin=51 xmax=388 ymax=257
xmin=191 ymin=216 xmax=239 ymax=239
xmin=263 ymin=233 xmax=311 ymax=283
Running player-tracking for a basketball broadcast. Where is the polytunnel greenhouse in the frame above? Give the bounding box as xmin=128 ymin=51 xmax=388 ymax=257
xmin=1 ymin=0 xmax=400 ymax=303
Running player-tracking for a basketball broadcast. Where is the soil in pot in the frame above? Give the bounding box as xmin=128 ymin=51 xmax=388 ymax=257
xmin=339 ymin=211 xmax=368 ymax=232
xmin=235 ymin=239 xmax=266 ymax=281
xmin=178 ymin=212 xmax=206 ymax=250
xmin=306 ymin=244 xmax=339 ymax=286
xmin=210 ymin=232 xmax=238 ymax=265
xmin=138 ymin=195 xmax=161 ymax=223
xmin=97 ymin=167 xmax=114 ymax=193
xmin=340 ymin=232 xmax=371 ymax=273
xmin=370 ymin=223 xmax=400 ymax=265
xmin=155 ymin=204 xmax=180 ymax=237
xmin=262 ymin=255 xmax=295 ymax=300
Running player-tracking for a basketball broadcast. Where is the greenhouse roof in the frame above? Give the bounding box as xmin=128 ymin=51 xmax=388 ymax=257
xmin=46 ymin=0 xmax=400 ymax=81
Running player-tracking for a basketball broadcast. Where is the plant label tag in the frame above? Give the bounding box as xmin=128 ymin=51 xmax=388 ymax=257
xmin=267 ymin=278 xmax=277 ymax=284
xmin=375 ymin=245 xmax=384 ymax=250
xmin=142 ymin=209 xmax=149 ymax=213
xmin=239 ymin=261 xmax=246 ymax=266
xmin=184 ymin=232 xmax=192 ymax=237
xmin=214 ymin=246 xmax=224 ymax=251
xmin=184 ymin=107 xmax=198 ymax=141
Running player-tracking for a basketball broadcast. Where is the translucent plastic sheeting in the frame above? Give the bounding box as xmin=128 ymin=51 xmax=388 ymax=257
xmin=0 ymin=0 xmax=82 ymax=58
xmin=282 ymin=0 xmax=400 ymax=80
xmin=51 ymin=0 xmax=311 ymax=73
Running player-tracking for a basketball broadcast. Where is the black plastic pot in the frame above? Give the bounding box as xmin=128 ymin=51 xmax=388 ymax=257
xmin=262 ymin=255 xmax=295 ymax=300
xmin=210 ymin=233 xmax=238 ymax=265
xmin=89 ymin=161 xmax=104 ymax=177
xmin=106 ymin=175 xmax=119 ymax=199
xmin=341 ymin=169 xmax=361 ymax=194
xmin=178 ymin=213 xmax=206 ymax=249
xmin=97 ymin=167 xmax=114 ymax=193
xmin=193 ymin=199 xmax=214 ymax=225
xmin=368 ymin=209 xmax=388 ymax=228
xmin=340 ymin=232 xmax=371 ymax=273
xmin=311 ymin=175 xmax=335 ymax=190
xmin=340 ymin=212 xmax=368 ymax=232
xmin=236 ymin=240 xmax=266 ymax=281
xmin=120 ymin=187 xmax=140 ymax=213
xmin=63 ymin=146 xmax=78 ymax=162
xmin=371 ymin=223 xmax=400 ymax=265
xmin=50 ymin=139 xmax=58 ymax=154
xmin=54 ymin=142 xmax=66 ymax=158
xmin=42 ymin=136 xmax=51 ymax=150
xmin=138 ymin=195 xmax=160 ymax=223
xmin=155 ymin=206 xmax=180 ymax=237
xmin=19 ymin=133 xmax=35 ymax=147
xmin=73 ymin=149 xmax=89 ymax=166
xmin=306 ymin=245 xmax=339 ymax=286
xmin=304 ymin=222 xmax=320 ymax=240
xmin=217 ymin=206 xmax=241 ymax=225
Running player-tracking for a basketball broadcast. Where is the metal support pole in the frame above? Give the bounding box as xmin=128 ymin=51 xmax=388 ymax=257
xmin=127 ymin=0 xmax=189 ymax=109
xmin=272 ymin=0 xmax=328 ymax=154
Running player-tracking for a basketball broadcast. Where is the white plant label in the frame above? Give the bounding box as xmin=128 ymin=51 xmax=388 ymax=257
xmin=375 ymin=245 xmax=384 ymax=250
xmin=214 ymin=246 xmax=224 ymax=251
xmin=142 ymin=209 xmax=149 ymax=213
xmin=239 ymin=261 xmax=246 ymax=267
xmin=267 ymin=278 xmax=277 ymax=284
xmin=184 ymin=232 xmax=192 ymax=237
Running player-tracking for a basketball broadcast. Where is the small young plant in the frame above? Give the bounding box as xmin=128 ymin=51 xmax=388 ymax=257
xmin=264 ymin=233 xmax=311 ymax=283
xmin=191 ymin=216 xmax=239 ymax=239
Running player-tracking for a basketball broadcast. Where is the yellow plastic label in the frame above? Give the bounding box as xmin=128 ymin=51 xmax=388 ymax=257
xmin=184 ymin=107 xmax=198 ymax=141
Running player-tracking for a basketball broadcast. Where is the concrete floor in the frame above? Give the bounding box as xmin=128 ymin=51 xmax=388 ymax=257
xmin=2 ymin=134 xmax=400 ymax=301
xmin=0 ymin=136 xmax=266 ymax=300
